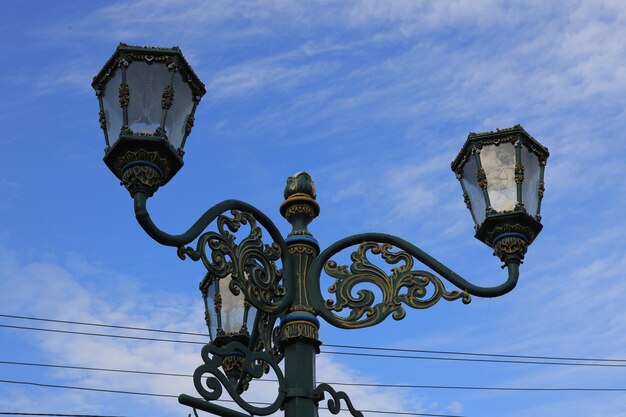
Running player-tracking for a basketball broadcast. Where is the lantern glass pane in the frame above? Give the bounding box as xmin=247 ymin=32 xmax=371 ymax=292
xmin=102 ymin=69 xmax=123 ymax=145
xmin=205 ymin=283 xmax=218 ymax=341
xmin=127 ymin=61 xmax=170 ymax=135
xmin=219 ymin=276 xmax=249 ymax=334
xmin=461 ymin=154 xmax=487 ymax=224
xmin=165 ymin=71 xmax=194 ymax=148
xmin=480 ymin=143 xmax=516 ymax=212
xmin=521 ymin=146 xmax=541 ymax=216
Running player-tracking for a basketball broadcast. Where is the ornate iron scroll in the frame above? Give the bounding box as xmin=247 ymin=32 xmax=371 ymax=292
xmin=180 ymin=341 xmax=286 ymax=416
xmin=243 ymin=310 xmax=283 ymax=384
xmin=254 ymin=310 xmax=283 ymax=363
xmin=320 ymin=242 xmax=471 ymax=329
xmin=314 ymin=383 xmax=363 ymax=417
xmin=178 ymin=210 xmax=286 ymax=314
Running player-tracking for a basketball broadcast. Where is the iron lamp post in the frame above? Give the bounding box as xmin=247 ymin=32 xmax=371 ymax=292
xmin=93 ymin=44 xmax=549 ymax=417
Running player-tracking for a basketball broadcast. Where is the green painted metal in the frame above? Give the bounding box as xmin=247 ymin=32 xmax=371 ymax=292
xmin=537 ymin=161 xmax=546 ymax=219
xmin=283 ymin=337 xmax=318 ymax=417
xmin=94 ymin=49 xmax=547 ymax=415
xmin=314 ymin=383 xmax=364 ymax=417
xmin=120 ymin=170 xmax=538 ymax=416
xmin=133 ymin=192 xmax=294 ymax=316
xmin=179 ymin=341 xmax=286 ymax=416
xmin=123 ymin=172 xmax=541 ymax=417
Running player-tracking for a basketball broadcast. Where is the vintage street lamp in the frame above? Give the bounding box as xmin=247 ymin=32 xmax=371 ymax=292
xmin=93 ymin=44 xmax=549 ymax=417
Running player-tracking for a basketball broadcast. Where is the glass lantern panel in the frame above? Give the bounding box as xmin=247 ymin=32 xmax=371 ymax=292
xmin=205 ymin=282 xmax=219 ymax=341
xmin=102 ymin=68 xmax=123 ymax=145
xmin=480 ymin=142 xmax=517 ymax=212
xmin=164 ymin=71 xmax=194 ymax=148
xmin=126 ymin=61 xmax=170 ymax=135
xmin=521 ymin=146 xmax=541 ymax=216
xmin=219 ymin=276 xmax=249 ymax=334
xmin=461 ymin=154 xmax=487 ymax=224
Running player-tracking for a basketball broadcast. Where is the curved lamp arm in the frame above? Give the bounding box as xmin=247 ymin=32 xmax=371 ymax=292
xmin=133 ymin=192 xmax=286 ymax=249
xmin=133 ymin=191 xmax=294 ymax=316
xmin=307 ymin=232 xmax=519 ymax=329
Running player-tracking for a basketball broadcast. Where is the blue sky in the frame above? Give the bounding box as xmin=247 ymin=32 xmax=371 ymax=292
xmin=1 ymin=1 xmax=626 ymax=416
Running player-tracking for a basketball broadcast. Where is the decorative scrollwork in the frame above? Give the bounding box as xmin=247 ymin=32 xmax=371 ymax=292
xmin=178 ymin=210 xmax=286 ymax=314
xmin=162 ymin=85 xmax=175 ymax=110
xmin=314 ymin=383 xmax=363 ymax=417
xmin=185 ymin=114 xmax=195 ymax=135
xmin=255 ymin=310 xmax=283 ymax=364
xmin=181 ymin=341 xmax=286 ymax=416
xmin=118 ymin=82 xmax=129 ymax=107
xmin=323 ymin=242 xmax=471 ymax=329
xmin=515 ymin=162 xmax=525 ymax=185
xmin=477 ymin=167 xmax=488 ymax=190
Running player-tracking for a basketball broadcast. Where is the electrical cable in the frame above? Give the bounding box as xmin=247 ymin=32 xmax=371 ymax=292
xmin=0 ymin=324 xmax=204 ymax=346
xmin=3 ymin=360 xmax=626 ymax=392
xmin=0 ymin=379 xmax=463 ymax=417
xmin=320 ymin=350 xmax=626 ymax=367
xmin=2 ymin=324 xmax=625 ymax=368
xmin=0 ymin=314 xmax=204 ymax=337
xmin=3 ymin=313 xmax=625 ymax=364
xmin=322 ymin=343 xmax=626 ymax=363
xmin=0 ymin=413 xmax=124 ymax=417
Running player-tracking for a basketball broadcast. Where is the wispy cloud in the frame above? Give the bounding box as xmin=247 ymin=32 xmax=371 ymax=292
xmin=0 ymin=250 xmax=457 ymax=416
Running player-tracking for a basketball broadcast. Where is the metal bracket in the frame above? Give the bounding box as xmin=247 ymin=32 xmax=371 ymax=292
xmin=313 ymin=383 xmax=363 ymax=417
xmin=179 ymin=341 xmax=286 ymax=417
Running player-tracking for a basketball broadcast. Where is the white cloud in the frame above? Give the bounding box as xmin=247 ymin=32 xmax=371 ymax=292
xmin=0 ymin=249 xmax=456 ymax=416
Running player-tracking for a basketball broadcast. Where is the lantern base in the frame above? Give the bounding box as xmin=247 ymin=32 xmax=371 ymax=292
xmin=212 ymin=333 xmax=252 ymax=393
xmin=103 ymin=134 xmax=183 ymax=196
xmin=475 ymin=211 xmax=543 ymax=263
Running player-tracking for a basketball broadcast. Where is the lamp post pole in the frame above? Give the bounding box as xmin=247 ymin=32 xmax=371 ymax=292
xmin=92 ymin=44 xmax=549 ymax=417
xmin=279 ymin=175 xmax=321 ymax=417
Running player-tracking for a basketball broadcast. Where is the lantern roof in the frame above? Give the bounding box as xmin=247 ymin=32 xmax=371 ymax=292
xmin=451 ymin=124 xmax=549 ymax=174
xmin=91 ymin=43 xmax=206 ymax=100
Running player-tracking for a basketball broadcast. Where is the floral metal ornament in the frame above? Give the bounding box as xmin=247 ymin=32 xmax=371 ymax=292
xmin=179 ymin=341 xmax=286 ymax=417
xmin=178 ymin=210 xmax=287 ymax=315
xmin=323 ymin=242 xmax=470 ymax=329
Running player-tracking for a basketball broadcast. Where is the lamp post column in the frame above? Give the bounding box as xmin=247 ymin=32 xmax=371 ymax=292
xmin=279 ymin=172 xmax=322 ymax=417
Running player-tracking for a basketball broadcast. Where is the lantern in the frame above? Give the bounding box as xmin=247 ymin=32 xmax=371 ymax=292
xmin=92 ymin=44 xmax=205 ymax=196
xmin=452 ymin=125 xmax=549 ymax=262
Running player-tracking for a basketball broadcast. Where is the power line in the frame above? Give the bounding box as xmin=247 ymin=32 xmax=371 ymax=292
xmin=0 ymin=314 xmax=205 ymax=337
xmin=0 ymin=360 xmax=188 ymax=378
xmin=3 ymin=323 xmax=625 ymax=368
xmin=323 ymin=343 xmax=626 ymax=363
xmin=0 ymin=413 xmax=124 ymax=417
xmin=0 ymin=379 xmax=176 ymax=398
xmin=321 ymin=350 xmax=626 ymax=368
xmin=0 ymin=324 xmax=204 ymax=346
xmin=3 ymin=313 xmax=625 ymax=364
xmin=0 ymin=379 xmax=463 ymax=417
xmin=3 ymin=359 xmax=626 ymax=392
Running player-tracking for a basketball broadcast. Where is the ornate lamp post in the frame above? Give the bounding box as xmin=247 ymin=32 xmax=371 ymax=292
xmin=93 ymin=44 xmax=549 ymax=417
